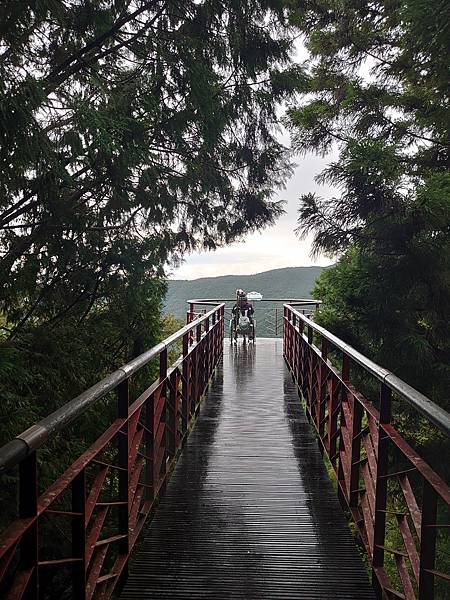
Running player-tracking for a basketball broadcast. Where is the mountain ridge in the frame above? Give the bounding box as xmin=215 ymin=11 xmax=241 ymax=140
xmin=171 ymin=265 xmax=325 ymax=284
xmin=164 ymin=266 xmax=326 ymax=325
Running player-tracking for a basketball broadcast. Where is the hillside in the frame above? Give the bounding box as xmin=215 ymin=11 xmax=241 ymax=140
xmin=165 ymin=266 xmax=325 ymax=334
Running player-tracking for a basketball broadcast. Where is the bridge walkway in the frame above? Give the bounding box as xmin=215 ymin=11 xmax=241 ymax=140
xmin=120 ymin=339 xmax=375 ymax=599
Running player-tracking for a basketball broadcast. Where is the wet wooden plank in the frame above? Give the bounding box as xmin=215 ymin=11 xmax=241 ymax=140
xmin=120 ymin=339 xmax=375 ymax=599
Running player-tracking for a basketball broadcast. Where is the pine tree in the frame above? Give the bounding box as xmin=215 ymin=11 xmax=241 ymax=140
xmin=287 ymin=0 xmax=450 ymax=406
xmin=0 ymin=2 xmax=300 ymax=457
xmin=0 ymin=0 xmax=298 ymax=330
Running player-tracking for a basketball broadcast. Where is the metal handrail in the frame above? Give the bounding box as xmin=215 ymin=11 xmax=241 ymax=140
xmin=285 ymin=304 xmax=450 ymax=438
xmin=0 ymin=303 xmax=224 ymax=473
xmin=188 ymin=298 xmax=321 ymax=304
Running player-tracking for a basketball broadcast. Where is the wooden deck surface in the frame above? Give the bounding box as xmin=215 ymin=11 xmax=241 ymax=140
xmin=120 ymin=339 xmax=375 ymax=599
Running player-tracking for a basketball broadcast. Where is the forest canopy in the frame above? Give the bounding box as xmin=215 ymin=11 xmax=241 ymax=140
xmin=1 ymin=3 xmax=449 ymax=595
xmin=0 ymin=0 xmax=298 ymax=444
xmin=1 ymin=0 xmax=449 ymax=443
xmin=287 ymin=0 xmax=450 ymax=407
xmin=0 ymin=0 xmax=298 ymax=331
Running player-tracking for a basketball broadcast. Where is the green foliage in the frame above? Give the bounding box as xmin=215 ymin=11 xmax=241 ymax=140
xmin=0 ymin=1 xmax=300 ymax=445
xmin=0 ymin=0 xmax=298 ymax=337
xmin=0 ymin=276 xmax=165 ymax=461
xmin=0 ymin=8 xmax=300 ymax=574
xmin=286 ymin=0 xmax=450 ymax=408
xmin=162 ymin=312 xmax=185 ymax=363
xmin=164 ymin=266 xmax=324 ymax=335
xmin=288 ymin=2 xmax=450 ymax=591
xmin=0 ymin=278 xmax=165 ymax=549
xmin=313 ymin=249 xmax=450 ymax=411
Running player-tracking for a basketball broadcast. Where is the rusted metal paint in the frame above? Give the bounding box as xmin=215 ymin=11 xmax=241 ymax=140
xmin=120 ymin=339 xmax=374 ymax=600
xmin=0 ymin=304 xmax=225 ymax=600
xmin=283 ymin=304 xmax=450 ymax=600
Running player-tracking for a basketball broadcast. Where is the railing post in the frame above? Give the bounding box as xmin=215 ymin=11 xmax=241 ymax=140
xmin=210 ymin=315 xmax=214 ymax=376
xmin=205 ymin=317 xmax=210 ymax=381
xmin=295 ymin=320 xmax=301 ymax=387
xmin=419 ymin=480 xmax=437 ymax=600
xmin=298 ymin=315 xmax=305 ymax=335
xmin=220 ymin=305 xmax=224 ymax=358
xmin=145 ymin=391 xmax=154 ymax=500
xmin=72 ymin=469 xmax=87 ymax=600
xmin=337 ymin=354 xmax=350 ymax=504
xmin=117 ymin=379 xmax=130 ymax=565
xmin=328 ymin=377 xmax=339 ymax=464
xmin=187 ymin=303 xmax=195 ymax=344
xmin=372 ymin=383 xmax=391 ymax=597
xmin=182 ymin=333 xmax=189 ymax=435
xmin=306 ymin=324 xmax=314 ymax=414
xmin=318 ymin=338 xmax=328 ymax=440
xmin=292 ymin=311 xmax=296 ymax=361
xmin=19 ymin=451 xmax=39 ymax=598
xmin=293 ymin=315 xmax=299 ymax=382
xmin=284 ymin=307 xmax=289 ymax=359
xmin=168 ymin=369 xmax=177 ymax=460
xmin=211 ymin=312 xmax=217 ymax=369
xmin=159 ymin=348 xmax=168 ymax=486
xmin=194 ymin=323 xmax=202 ymax=412
xmin=349 ymin=395 xmax=363 ymax=508
xmin=297 ymin=318 xmax=302 ymax=381
xmin=291 ymin=312 xmax=297 ymax=377
xmin=160 ymin=348 xmax=167 ymax=386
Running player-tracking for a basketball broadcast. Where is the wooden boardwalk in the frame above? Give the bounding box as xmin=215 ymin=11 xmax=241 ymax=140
xmin=121 ymin=339 xmax=375 ymax=599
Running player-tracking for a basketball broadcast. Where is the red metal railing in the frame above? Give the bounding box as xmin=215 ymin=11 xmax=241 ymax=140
xmin=284 ymin=304 xmax=450 ymax=600
xmin=187 ymin=298 xmax=321 ymax=340
xmin=0 ymin=303 xmax=224 ymax=600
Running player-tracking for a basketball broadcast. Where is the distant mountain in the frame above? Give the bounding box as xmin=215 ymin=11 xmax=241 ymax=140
xmin=165 ymin=266 xmax=325 ymax=335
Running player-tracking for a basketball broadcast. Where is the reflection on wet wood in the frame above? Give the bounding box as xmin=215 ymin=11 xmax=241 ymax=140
xmin=121 ymin=339 xmax=375 ymax=600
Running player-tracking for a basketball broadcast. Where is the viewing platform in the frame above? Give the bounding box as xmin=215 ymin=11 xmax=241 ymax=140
xmin=0 ymin=300 xmax=448 ymax=600
xmin=121 ymin=339 xmax=374 ymax=599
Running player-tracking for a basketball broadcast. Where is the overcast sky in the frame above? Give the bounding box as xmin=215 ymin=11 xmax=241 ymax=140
xmin=170 ymin=137 xmax=337 ymax=280
xmin=170 ymin=42 xmax=337 ymax=280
